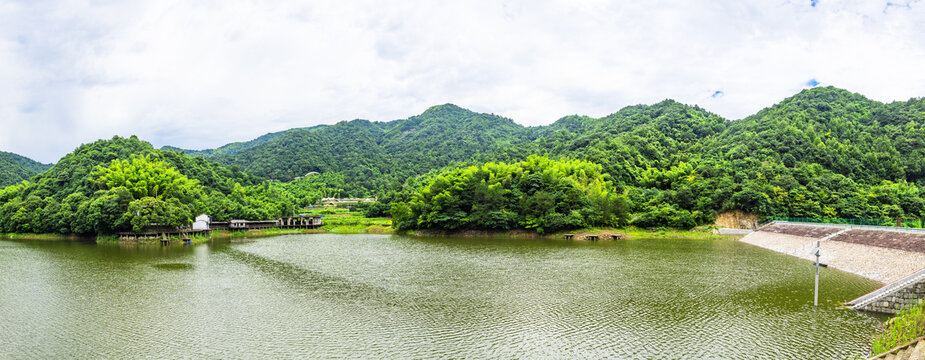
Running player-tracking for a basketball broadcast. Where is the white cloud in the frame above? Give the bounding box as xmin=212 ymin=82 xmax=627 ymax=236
xmin=0 ymin=0 xmax=923 ymax=163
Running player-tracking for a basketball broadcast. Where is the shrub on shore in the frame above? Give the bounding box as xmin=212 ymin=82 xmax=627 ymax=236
xmin=871 ymin=300 xmax=925 ymax=355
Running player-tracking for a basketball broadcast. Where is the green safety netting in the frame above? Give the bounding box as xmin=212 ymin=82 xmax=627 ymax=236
xmin=767 ymin=217 xmax=923 ymax=228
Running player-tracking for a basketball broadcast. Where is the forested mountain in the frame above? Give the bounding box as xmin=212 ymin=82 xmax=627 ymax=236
xmin=4 ymin=86 xmax=924 ymax=234
xmin=214 ymin=119 xmax=390 ymax=190
xmin=0 ymin=136 xmax=296 ymax=234
xmin=161 ymin=129 xmax=290 ymax=157
xmin=712 ymin=88 xmax=925 ymax=184
xmin=181 ymin=100 xmax=729 ymax=190
xmin=539 ymin=100 xmax=728 ymax=184
xmin=520 ymin=87 xmax=925 ymax=226
xmin=380 ymin=104 xmax=534 ymax=182
xmin=388 ymin=101 xmax=736 ymax=230
xmin=488 ymin=87 xmax=925 ymax=227
xmin=0 ymin=151 xmax=52 ymax=188
xmin=160 ymin=87 xmax=925 ymax=229
xmin=174 ymin=104 xmax=536 ymax=194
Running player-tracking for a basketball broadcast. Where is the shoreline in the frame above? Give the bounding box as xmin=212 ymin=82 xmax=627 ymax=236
xmin=3 ymin=225 xmax=741 ymax=245
xmin=411 ymin=226 xmax=743 ymax=241
xmin=1 ymin=233 xmax=94 ymax=242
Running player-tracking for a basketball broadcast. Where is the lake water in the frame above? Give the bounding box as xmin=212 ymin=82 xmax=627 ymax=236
xmin=0 ymin=234 xmax=885 ymax=359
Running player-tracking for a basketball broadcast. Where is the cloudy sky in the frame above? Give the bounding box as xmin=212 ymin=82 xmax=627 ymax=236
xmin=1 ymin=0 xmax=924 ymax=163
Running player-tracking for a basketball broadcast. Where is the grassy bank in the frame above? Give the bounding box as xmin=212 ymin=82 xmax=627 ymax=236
xmin=96 ymin=232 xmax=213 ymax=246
xmin=617 ymin=226 xmax=742 ymax=240
xmin=411 ymin=226 xmax=741 ymax=240
xmin=302 ymin=208 xmax=394 ymax=234
xmin=210 ymin=228 xmax=325 ymax=239
xmin=1 ymin=233 xmax=88 ymax=241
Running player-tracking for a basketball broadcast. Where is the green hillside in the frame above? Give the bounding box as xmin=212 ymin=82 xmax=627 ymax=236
xmin=390 ymin=156 xmax=628 ymax=233
xmin=160 ymin=87 xmax=925 ymax=229
xmin=391 ymin=88 xmax=925 ymax=229
xmin=0 ymin=151 xmax=52 ymax=188
xmin=0 ymin=136 xmax=296 ymax=234
xmin=198 ymin=104 xmax=535 ymax=194
xmin=5 ymin=87 xmax=924 ymax=234
xmin=161 ymin=129 xmax=291 ymax=157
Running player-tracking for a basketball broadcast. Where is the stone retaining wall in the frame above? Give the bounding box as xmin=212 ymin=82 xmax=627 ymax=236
xmin=856 ymin=281 xmax=925 ymax=314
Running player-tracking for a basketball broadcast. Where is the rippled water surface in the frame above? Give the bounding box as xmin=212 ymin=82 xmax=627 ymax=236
xmin=0 ymin=234 xmax=885 ymax=359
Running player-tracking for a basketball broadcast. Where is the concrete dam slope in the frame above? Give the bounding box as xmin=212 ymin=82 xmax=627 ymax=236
xmin=741 ymin=221 xmax=925 ymax=314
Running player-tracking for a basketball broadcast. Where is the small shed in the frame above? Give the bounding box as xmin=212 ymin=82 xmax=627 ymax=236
xmin=192 ymin=214 xmax=211 ymax=230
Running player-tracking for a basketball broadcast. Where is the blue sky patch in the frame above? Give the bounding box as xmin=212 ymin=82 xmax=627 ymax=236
xmin=806 ymin=79 xmax=820 ymax=87
xmin=885 ymin=1 xmax=913 ymax=12
xmin=711 ymin=90 xmax=724 ymax=98
xmin=811 ymin=0 xmax=819 ymax=7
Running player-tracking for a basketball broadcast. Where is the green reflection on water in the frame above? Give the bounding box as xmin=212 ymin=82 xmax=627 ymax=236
xmin=0 ymin=235 xmax=884 ymax=358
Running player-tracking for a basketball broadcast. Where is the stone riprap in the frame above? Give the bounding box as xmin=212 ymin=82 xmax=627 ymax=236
xmin=833 ymin=229 xmax=925 ymax=253
xmin=758 ymin=223 xmax=844 ymax=238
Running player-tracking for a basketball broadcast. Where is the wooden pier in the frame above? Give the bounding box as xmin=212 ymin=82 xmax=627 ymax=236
xmin=117 ymin=215 xmax=324 ymax=245
xmin=117 ymin=229 xmax=206 ymax=244
xmin=564 ymin=233 xmax=623 ymax=241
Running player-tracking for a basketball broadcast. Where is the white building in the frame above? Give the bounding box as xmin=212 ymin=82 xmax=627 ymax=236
xmin=192 ymin=214 xmax=211 ymax=230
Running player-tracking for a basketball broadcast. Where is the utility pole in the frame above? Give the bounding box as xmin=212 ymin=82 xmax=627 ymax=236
xmin=811 ymin=240 xmax=822 ymax=306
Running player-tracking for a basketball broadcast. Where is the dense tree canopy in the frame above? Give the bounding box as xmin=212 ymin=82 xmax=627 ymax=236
xmin=279 ymin=172 xmax=352 ymax=208
xmin=377 ymin=88 xmax=925 ymax=229
xmin=0 ymin=136 xmax=296 ymax=234
xmin=0 ymin=151 xmax=51 ymax=188
xmin=390 ymin=156 xmax=628 ymax=233
xmin=166 ymin=104 xmax=536 ymax=195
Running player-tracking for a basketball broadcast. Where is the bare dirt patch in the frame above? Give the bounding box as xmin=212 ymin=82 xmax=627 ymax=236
xmin=715 ymin=210 xmax=759 ymax=229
